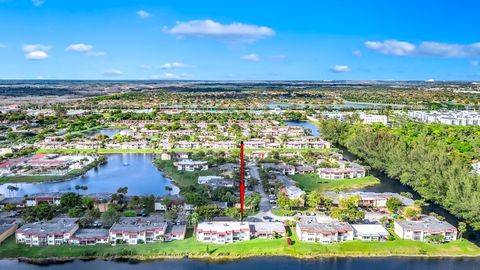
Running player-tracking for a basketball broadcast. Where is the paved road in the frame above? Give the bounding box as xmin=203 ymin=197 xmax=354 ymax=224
xmin=247 ymin=164 xmax=294 ymax=222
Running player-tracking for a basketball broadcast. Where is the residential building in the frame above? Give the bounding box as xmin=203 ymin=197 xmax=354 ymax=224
xmin=249 ymin=222 xmax=286 ymax=239
xmin=16 ymin=218 xmax=79 ymax=246
xmin=352 ymin=224 xmax=389 ymax=241
xmin=394 ymin=216 xmax=457 ymax=242
xmin=296 ymin=217 xmax=354 ymax=244
xmin=164 ymin=224 xmax=187 ymax=241
xmin=198 ymin=176 xmax=234 ymax=188
xmin=69 ymin=229 xmax=109 ymax=245
xmin=0 ymin=219 xmax=19 ymax=244
xmin=176 ymin=159 xmax=208 ymax=171
xmin=109 ymin=216 xmax=168 ymax=245
xmin=325 ymin=191 xmax=415 ymax=208
xmin=196 ymin=221 xmax=251 ymax=244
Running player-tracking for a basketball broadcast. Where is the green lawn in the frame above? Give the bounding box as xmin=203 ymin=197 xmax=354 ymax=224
xmin=291 ymin=174 xmax=380 ymax=192
xmin=0 ymin=229 xmax=479 ymax=260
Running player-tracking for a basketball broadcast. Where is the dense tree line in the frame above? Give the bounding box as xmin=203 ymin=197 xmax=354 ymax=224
xmin=320 ymin=120 xmax=480 ymax=230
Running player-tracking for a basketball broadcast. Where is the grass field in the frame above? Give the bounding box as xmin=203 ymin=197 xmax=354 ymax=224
xmin=0 ymin=229 xmax=478 ymax=260
xmin=291 ymin=174 xmax=380 ymax=192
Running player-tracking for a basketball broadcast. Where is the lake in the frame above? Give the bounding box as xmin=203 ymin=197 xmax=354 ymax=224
xmin=0 ymin=154 xmax=179 ymax=197
xmin=1 ymin=257 xmax=479 ymax=270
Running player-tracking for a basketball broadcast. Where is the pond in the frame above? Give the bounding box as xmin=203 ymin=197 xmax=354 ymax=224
xmin=0 ymin=154 xmax=179 ymax=197
xmin=1 ymin=257 xmax=479 ymax=270
xmin=85 ymin=128 xmax=123 ymax=138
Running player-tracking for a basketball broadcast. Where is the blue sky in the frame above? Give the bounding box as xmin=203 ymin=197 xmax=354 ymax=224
xmin=0 ymin=0 xmax=479 ymax=80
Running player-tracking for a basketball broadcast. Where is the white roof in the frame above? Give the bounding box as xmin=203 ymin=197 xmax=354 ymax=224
xmin=352 ymin=224 xmax=389 ymax=236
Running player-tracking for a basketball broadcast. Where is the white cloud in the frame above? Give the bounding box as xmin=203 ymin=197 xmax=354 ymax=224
xmin=66 ymin=43 xmax=93 ymax=52
xmin=242 ymin=54 xmax=260 ymax=62
xmin=140 ymin=64 xmax=152 ymax=70
xmin=471 ymin=61 xmax=479 ymax=67
xmin=366 ymin=39 xmax=480 ymax=58
xmin=0 ymin=43 xmax=6 ymax=48
xmin=352 ymin=50 xmax=362 ymax=57
xmin=330 ymin=65 xmax=352 ymax=73
xmin=365 ymin=40 xmax=416 ymax=56
xmin=137 ymin=10 xmax=152 ymax=19
xmin=165 ymin=19 xmax=275 ymax=43
xmin=32 ymin=0 xmax=44 ymax=7
xmin=102 ymin=70 xmax=123 ymax=76
xmin=65 ymin=43 xmax=106 ymax=57
xmin=22 ymin=44 xmax=50 ymax=60
xmin=269 ymin=54 xmax=287 ymax=61
xmin=158 ymin=62 xmax=193 ymax=69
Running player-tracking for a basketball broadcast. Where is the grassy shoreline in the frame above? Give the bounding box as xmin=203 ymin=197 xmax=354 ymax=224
xmin=0 ymin=158 xmax=105 ymax=184
xmin=0 ymin=233 xmax=479 ymax=261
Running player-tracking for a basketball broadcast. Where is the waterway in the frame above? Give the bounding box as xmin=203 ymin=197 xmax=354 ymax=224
xmin=0 ymin=154 xmax=179 ymax=197
xmin=1 ymin=257 xmax=479 ymax=270
xmin=285 ymin=121 xmax=480 ymax=243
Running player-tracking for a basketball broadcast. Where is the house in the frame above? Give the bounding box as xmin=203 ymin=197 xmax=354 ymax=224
xmin=0 ymin=219 xmax=19 ymax=244
xmin=394 ymin=216 xmax=457 ymax=242
xmin=359 ymin=113 xmax=388 ymax=125
xmin=250 ymin=222 xmax=286 ymax=239
xmin=296 ymin=166 xmax=315 ymax=174
xmin=69 ymin=229 xmax=109 ymax=245
xmin=177 ymin=159 xmax=208 ymax=171
xmin=296 ymin=217 xmax=354 ymax=244
xmin=164 ymin=224 xmax=187 ymax=241
xmin=109 ymin=216 xmax=168 ymax=245
xmin=325 ymin=191 xmax=414 ymax=208
xmin=318 ymin=166 xmax=365 ymax=180
xmin=25 ymin=193 xmax=62 ymax=207
xmin=352 ymin=224 xmax=389 ymax=241
xmin=198 ymin=176 xmax=234 ymax=188
xmin=0 ymin=197 xmax=26 ymax=209
xmin=196 ymin=221 xmax=251 ymax=244
xmin=16 ymin=218 xmax=79 ymax=246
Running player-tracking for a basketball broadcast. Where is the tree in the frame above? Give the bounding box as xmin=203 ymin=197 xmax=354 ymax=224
xmin=276 ymin=193 xmax=292 ymax=210
xmin=80 ymin=208 xmax=100 ymax=227
xmin=424 ymin=234 xmax=445 ymax=243
xmin=403 ymin=206 xmax=421 ymax=220
xmin=165 ymin=209 xmax=178 ymax=221
xmin=306 ymin=191 xmax=332 ymax=210
xmin=458 ymin=222 xmax=467 ymax=239
xmin=101 ymin=207 xmax=121 ymax=227
xmin=224 ymin=207 xmax=240 ymax=219
xmin=189 ymin=212 xmax=200 ymax=226
xmin=330 ymin=195 xmax=365 ymax=223
xmin=123 ymin=210 xmax=136 ymax=217
xmin=60 ymin=192 xmax=82 ymax=209
xmin=35 ymin=203 xmax=56 ymax=221
xmin=386 ymin=197 xmax=403 ymax=213
xmin=68 ymin=207 xmax=83 ymax=218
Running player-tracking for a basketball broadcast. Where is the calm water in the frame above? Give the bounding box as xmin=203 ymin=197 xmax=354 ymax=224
xmin=285 ymin=121 xmax=320 ymax=136
xmin=1 ymin=257 xmax=479 ymax=270
xmin=86 ymin=128 xmax=122 ymax=138
xmin=0 ymin=154 xmax=179 ymax=197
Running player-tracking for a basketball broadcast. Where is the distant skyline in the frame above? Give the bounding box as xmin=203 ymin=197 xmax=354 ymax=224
xmin=0 ymin=0 xmax=479 ymax=80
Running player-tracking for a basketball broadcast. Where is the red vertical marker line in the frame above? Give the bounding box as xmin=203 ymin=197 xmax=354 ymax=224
xmin=240 ymin=141 xmax=245 ymax=222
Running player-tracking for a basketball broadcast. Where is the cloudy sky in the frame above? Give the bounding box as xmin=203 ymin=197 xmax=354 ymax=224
xmin=1 ymin=0 xmax=479 ymax=80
